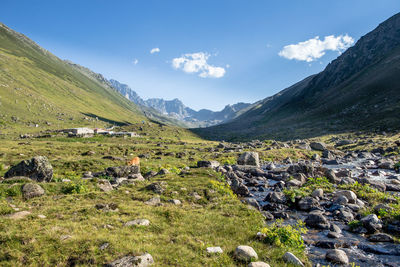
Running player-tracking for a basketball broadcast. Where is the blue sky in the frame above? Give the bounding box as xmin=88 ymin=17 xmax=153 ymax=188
xmin=2 ymin=1 xmax=400 ymax=111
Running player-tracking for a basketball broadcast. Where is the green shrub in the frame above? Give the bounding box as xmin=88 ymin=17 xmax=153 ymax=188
xmin=348 ymin=220 xmax=362 ymax=231
xmin=0 ymin=199 xmax=14 ymax=215
xmin=61 ymin=182 xmax=89 ymax=194
xmin=209 ymin=180 xmax=236 ymax=199
xmin=395 ymin=161 xmax=400 ymax=171
xmin=222 ymin=156 xmax=236 ymax=165
xmin=261 ymin=219 xmax=307 ymax=248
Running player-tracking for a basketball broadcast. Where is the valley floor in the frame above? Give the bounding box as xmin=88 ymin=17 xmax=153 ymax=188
xmin=0 ymin=124 xmax=399 ymax=266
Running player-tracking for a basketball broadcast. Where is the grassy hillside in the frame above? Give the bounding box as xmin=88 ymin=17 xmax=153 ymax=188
xmin=0 ymin=23 xmax=146 ymax=134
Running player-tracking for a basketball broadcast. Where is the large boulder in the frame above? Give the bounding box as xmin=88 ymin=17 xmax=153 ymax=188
xmin=305 ymin=213 xmax=330 ymax=229
xmin=310 ymin=142 xmax=327 ymax=151
xmin=5 ymin=156 xmax=53 ymax=182
xmin=325 ymin=249 xmax=349 ymax=265
xmin=22 ymin=183 xmax=45 ymax=199
xmin=234 ymin=245 xmax=258 ymax=261
xmin=282 ymin=252 xmax=304 ymax=266
xmin=237 ymin=152 xmax=260 ymax=167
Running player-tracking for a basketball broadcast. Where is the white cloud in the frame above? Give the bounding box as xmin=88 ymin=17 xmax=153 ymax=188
xmin=133 ymin=58 xmax=139 ymax=65
xmin=150 ymin=47 xmax=160 ymax=54
xmin=279 ymin=34 xmax=354 ymax=62
xmin=171 ymin=52 xmax=226 ymax=78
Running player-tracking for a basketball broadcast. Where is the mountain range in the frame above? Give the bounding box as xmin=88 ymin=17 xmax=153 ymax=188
xmin=108 ymin=79 xmax=251 ymax=127
xmin=194 ymin=12 xmax=400 ymax=141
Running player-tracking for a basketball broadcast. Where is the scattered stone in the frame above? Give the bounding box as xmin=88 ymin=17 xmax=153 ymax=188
xmin=22 ymin=183 xmax=45 ymax=199
xmin=360 ymin=214 xmax=382 ymax=233
xmin=311 ymin=188 xmax=323 ymax=198
xmin=237 ymin=152 xmax=260 ymax=167
xmin=305 ymin=213 xmax=330 ymax=229
xmin=97 ymin=180 xmax=113 ymax=192
xmin=206 ymin=247 xmax=223 ymax=254
xmin=248 ymin=262 xmax=270 ymax=267
xmin=5 ymin=210 xmax=31 ymax=219
xmin=145 ymin=196 xmax=161 ymax=206
xmin=325 ymin=249 xmax=349 ymax=265
xmin=168 ymin=199 xmax=182 ymax=205
xmin=157 ymin=168 xmax=169 ymax=175
xmin=310 ymin=142 xmax=327 ymax=151
xmin=197 ymin=161 xmax=220 ymax=168
xmin=368 ymin=233 xmax=394 ymax=243
xmin=298 ymin=196 xmax=318 ymax=211
xmin=234 ymin=245 xmax=258 ymax=261
xmin=335 ymin=190 xmax=357 ymax=204
xmin=5 ymin=156 xmax=53 ymax=182
xmin=37 ymin=214 xmax=46 ymax=219
xmin=282 ymin=252 xmax=304 ymax=266
xmin=106 ymin=165 xmax=140 ymax=178
xmin=105 ymin=253 xmax=154 ymax=267
xmin=125 ymin=219 xmax=150 ymax=227
xmin=145 ymin=182 xmax=166 ymax=194
xmin=99 ymin=242 xmax=110 ymax=250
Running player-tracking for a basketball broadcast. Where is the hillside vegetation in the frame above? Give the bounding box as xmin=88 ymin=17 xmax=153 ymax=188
xmin=0 ymin=23 xmax=146 ymax=135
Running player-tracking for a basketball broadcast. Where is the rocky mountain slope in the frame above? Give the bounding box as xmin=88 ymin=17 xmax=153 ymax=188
xmin=109 ymin=79 xmax=251 ymax=127
xmin=195 ymin=12 xmax=400 ymax=141
xmin=0 ymin=23 xmax=146 ymax=133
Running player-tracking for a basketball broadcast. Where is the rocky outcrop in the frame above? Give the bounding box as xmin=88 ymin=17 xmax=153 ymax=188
xmin=5 ymin=156 xmax=53 ymax=182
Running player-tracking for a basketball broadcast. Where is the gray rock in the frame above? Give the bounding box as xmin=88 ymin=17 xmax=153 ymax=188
xmin=264 ymin=192 xmax=286 ymax=204
xmin=168 ymin=199 xmax=182 ymax=205
xmin=144 ymin=196 xmax=161 ymax=206
xmin=197 ymin=161 xmax=220 ymax=168
xmin=325 ymin=249 xmax=349 ymax=265
xmin=145 ymin=182 xmax=166 ymax=194
xmin=282 ymin=252 xmax=304 ymax=266
xmin=298 ymin=196 xmax=319 ymax=211
xmin=237 ymin=152 xmax=260 ymax=167
xmin=368 ymin=233 xmax=394 ymax=242
xmin=248 ymin=262 xmax=270 ymax=267
xmin=360 ymin=214 xmax=382 ymax=233
xmin=128 ymin=173 xmax=145 ymax=181
xmin=305 ymin=213 xmax=330 ymax=229
xmin=157 ymin=168 xmax=169 ymax=175
xmin=335 ymin=190 xmax=357 ymax=204
xmin=234 ymin=245 xmax=258 ymax=261
xmin=206 ymin=247 xmax=223 ymax=254
xmin=125 ymin=219 xmax=150 ymax=227
xmin=106 ymin=165 xmax=140 ymax=178
xmin=22 ymin=183 xmax=45 ymax=199
xmin=242 ymin=198 xmax=261 ymax=210
xmin=97 ymin=179 xmax=113 ymax=192
xmin=334 ymin=195 xmax=348 ymax=205
xmin=310 ymin=142 xmax=327 ymax=151
xmin=105 ymin=253 xmax=154 ymax=267
xmin=311 ymin=189 xmax=323 ymax=198
xmin=5 ymin=156 xmax=53 ymax=182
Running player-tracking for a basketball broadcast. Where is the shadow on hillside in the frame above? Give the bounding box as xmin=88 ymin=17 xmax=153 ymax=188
xmin=82 ymin=113 xmax=130 ymax=126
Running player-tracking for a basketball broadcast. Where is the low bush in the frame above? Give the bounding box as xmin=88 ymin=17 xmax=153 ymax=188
xmin=61 ymin=182 xmax=90 ymax=194
xmin=261 ymin=219 xmax=307 ymax=249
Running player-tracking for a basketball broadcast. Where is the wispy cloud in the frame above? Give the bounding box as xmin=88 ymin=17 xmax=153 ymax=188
xmin=172 ymin=52 xmax=226 ymax=78
xmin=150 ymin=47 xmax=160 ymax=54
xmin=279 ymin=34 xmax=354 ymax=62
xmin=133 ymin=58 xmax=139 ymax=65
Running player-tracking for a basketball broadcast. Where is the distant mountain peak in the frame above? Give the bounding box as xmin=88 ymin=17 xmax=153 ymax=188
xmin=108 ymin=79 xmax=251 ymax=127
